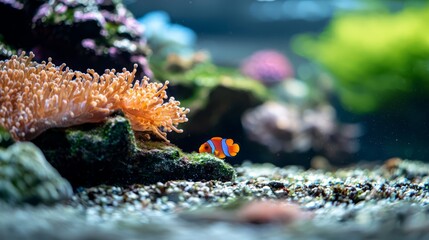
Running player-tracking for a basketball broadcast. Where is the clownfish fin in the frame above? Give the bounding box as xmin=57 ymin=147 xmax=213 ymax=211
xmin=214 ymin=150 xmax=220 ymax=157
xmin=212 ymin=137 xmax=223 ymax=141
xmin=226 ymin=139 xmax=234 ymax=145
xmin=217 ymin=152 xmax=226 ymax=159
xmin=229 ymin=143 xmax=240 ymax=157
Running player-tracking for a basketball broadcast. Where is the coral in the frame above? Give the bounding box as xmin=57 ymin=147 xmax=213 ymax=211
xmin=242 ymin=101 xmax=360 ymax=162
xmin=0 ymin=0 xmax=152 ymax=78
xmin=138 ymin=11 xmax=197 ymax=59
xmin=0 ymin=52 xmax=189 ymax=141
xmin=240 ymin=50 xmax=294 ymax=85
xmin=293 ymin=5 xmax=429 ymax=113
xmin=33 ymin=115 xmax=236 ymax=187
xmin=138 ymin=11 xmax=208 ymax=73
xmin=0 ymin=141 xmax=72 ymax=205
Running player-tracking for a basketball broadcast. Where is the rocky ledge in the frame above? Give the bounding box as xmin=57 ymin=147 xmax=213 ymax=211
xmin=32 ymin=114 xmax=236 ymax=188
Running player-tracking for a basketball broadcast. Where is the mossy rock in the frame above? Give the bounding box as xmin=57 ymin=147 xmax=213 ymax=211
xmin=33 ymin=114 xmax=236 ymax=187
xmin=154 ymin=62 xmax=269 ymax=112
xmin=0 ymin=142 xmax=72 ymax=205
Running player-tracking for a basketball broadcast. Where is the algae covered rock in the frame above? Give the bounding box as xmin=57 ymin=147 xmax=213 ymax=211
xmin=0 ymin=142 xmax=72 ymax=204
xmin=132 ymin=145 xmax=236 ymax=184
xmin=33 ymin=114 xmax=236 ymax=187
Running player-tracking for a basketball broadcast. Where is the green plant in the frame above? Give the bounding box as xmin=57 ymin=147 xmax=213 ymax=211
xmin=293 ymin=5 xmax=429 ymax=113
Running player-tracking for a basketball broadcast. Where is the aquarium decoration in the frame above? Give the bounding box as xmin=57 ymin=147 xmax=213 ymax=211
xmin=0 ymin=52 xmax=189 ymax=142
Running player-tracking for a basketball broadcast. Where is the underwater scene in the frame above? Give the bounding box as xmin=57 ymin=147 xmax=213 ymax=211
xmin=1 ymin=0 xmax=429 ymax=239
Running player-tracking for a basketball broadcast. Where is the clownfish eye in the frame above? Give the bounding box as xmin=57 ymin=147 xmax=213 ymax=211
xmin=205 ymin=145 xmax=209 ymax=149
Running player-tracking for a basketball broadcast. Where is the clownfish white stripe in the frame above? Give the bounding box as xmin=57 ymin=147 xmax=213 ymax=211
xmin=207 ymin=139 xmax=216 ymax=154
xmin=221 ymin=139 xmax=231 ymax=157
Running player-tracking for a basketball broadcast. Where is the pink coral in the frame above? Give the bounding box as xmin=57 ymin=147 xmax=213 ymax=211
xmin=241 ymin=50 xmax=294 ymax=85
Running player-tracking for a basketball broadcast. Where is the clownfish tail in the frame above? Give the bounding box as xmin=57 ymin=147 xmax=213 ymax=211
xmin=229 ymin=143 xmax=240 ymax=156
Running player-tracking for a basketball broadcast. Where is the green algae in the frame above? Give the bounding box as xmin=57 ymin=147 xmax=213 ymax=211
xmin=293 ymin=5 xmax=429 ymax=113
xmin=66 ymin=114 xmax=136 ymax=163
xmin=186 ymin=153 xmax=237 ymax=182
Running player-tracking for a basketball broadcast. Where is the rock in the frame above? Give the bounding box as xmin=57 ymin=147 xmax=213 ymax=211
xmin=0 ymin=142 xmax=72 ymax=204
xmin=33 ymin=114 xmax=236 ymax=187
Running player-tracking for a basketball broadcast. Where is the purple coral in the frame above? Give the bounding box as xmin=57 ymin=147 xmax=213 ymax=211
xmin=30 ymin=0 xmax=151 ymax=79
xmin=0 ymin=0 xmax=152 ymax=78
xmin=0 ymin=0 xmax=23 ymax=9
xmin=240 ymin=50 xmax=294 ymax=85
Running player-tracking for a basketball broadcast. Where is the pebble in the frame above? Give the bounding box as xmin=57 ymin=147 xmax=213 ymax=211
xmin=67 ymin=159 xmax=429 ymax=232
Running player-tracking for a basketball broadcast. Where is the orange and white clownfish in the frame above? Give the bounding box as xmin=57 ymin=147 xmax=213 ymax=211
xmin=199 ymin=137 xmax=240 ymax=159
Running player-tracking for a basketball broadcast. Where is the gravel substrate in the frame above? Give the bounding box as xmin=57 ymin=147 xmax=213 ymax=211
xmin=2 ymin=160 xmax=429 ymax=240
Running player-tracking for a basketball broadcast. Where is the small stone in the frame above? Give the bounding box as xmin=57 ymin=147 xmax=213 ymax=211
xmin=262 ymin=186 xmax=271 ymax=194
xmin=268 ymin=181 xmax=284 ymax=189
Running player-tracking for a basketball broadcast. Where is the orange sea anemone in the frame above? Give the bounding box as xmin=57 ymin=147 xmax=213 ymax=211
xmin=0 ymin=52 xmax=189 ymax=141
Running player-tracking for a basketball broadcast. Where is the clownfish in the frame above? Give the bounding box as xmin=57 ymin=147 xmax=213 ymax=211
xmin=199 ymin=137 xmax=240 ymax=159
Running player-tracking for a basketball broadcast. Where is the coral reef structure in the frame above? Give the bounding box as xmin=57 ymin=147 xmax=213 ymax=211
xmin=138 ymin=11 xmax=197 ymax=59
xmin=138 ymin=11 xmax=208 ymax=72
xmin=242 ymin=101 xmax=360 ymax=162
xmin=0 ymin=0 xmax=152 ymax=78
xmin=0 ymin=52 xmax=189 ymax=141
xmin=240 ymin=50 xmax=294 ymax=85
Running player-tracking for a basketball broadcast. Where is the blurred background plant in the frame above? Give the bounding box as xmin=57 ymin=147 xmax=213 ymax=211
xmin=293 ymin=4 xmax=429 ymax=114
